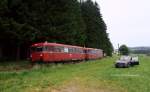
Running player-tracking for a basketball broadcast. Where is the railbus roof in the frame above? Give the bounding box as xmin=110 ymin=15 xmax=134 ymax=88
xmin=31 ymin=42 xmax=83 ymax=49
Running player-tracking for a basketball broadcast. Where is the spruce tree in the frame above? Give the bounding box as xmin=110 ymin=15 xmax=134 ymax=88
xmin=81 ymin=0 xmax=113 ymax=56
xmin=0 ymin=0 xmax=86 ymax=60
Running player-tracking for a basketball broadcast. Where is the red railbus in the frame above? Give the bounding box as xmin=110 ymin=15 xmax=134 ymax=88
xmin=30 ymin=42 xmax=85 ymax=62
xmin=84 ymin=48 xmax=103 ymax=60
xmin=30 ymin=42 xmax=104 ymax=63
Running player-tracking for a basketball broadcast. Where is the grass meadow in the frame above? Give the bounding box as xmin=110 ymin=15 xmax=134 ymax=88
xmin=0 ymin=55 xmax=150 ymax=92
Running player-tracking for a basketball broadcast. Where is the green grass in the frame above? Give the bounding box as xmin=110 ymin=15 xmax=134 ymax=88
xmin=0 ymin=60 xmax=31 ymax=71
xmin=0 ymin=55 xmax=150 ymax=92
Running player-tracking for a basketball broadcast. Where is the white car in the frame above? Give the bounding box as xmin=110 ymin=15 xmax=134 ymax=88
xmin=115 ymin=56 xmax=132 ymax=68
xmin=130 ymin=56 xmax=139 ymax=65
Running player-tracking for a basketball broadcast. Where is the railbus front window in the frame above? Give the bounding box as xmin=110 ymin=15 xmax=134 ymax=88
xmin=31 ymin=46 xmax=43 ymax=52
xmin=31 ymin=46 xmax=55 ymax=52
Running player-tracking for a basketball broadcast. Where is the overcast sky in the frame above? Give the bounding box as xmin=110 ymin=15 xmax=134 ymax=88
xmin=94 ymin=0 xmax=150 ymax=48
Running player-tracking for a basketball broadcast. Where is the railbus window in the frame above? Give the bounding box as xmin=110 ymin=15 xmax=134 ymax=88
xmin=80 ymin=49 xmax=84 ymax=53
xmin=60 ymin=47 xmax=64 ymax=52
xmin=78 ymin=48 xmax=83 ymax=53
xmin=88 ymin=50 xmax=92 ymax=54
xmin=64 ymin=47 xmax=69 ymax=53
xmin=74 ymin=48 xmax=78 ymax=53
xmin=49 ymin=46 xmax=55 ymax=52
xmin=68 ymin=48 xmax=73 ymax=53
xmin=85 ymin=50 xmax=89 ymax=54
xmin=72 ymin=48 xmax=76 ymax=53
xmin=31 ymin=46 xmax=43 ymax=52
xmin=44 ymin=46 xmax=54 ymax=52
xmin=54 ymin=46 xmax=62 ymax=52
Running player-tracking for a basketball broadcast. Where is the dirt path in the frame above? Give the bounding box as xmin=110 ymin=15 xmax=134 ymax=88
xmin=44 ymin=77 xmax=117 ymax=92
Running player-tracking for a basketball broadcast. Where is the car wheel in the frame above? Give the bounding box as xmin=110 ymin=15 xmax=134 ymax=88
xmin=130 ymin=62 xmax=134 ymax=66
xmin=115 ymin=64 xmax=119 ymax=68
xmin=126 ymin=63 xmax=130 ymax=68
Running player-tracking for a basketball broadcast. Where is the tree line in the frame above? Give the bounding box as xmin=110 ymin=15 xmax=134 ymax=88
xmin=0 ymin=0 xmax=113 ymax=60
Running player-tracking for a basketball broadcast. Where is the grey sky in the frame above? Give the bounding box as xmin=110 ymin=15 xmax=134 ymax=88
xmin=94 ymin=0 xmax=150 ymax=48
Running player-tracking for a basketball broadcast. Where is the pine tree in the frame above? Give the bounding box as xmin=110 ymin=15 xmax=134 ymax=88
xmin=0 ymin=0 xmax=86 ymax=60
xmin=81 ymin=0 xmax=113 ymax=56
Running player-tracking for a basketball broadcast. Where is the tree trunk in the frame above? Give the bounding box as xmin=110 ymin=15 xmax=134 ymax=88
xmin=16 ymin=45 xmax=20 ymax=60
xmin=0 ymin=45 xmax=2 ymax=59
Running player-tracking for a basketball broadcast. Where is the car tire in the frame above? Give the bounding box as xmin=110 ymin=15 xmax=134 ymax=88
xmin=126 ymin=63 xmax=130 ymax=68
xmin=136 ymin=62 xmax=139 ymax=65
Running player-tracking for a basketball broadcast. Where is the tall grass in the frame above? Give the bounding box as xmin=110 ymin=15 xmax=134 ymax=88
xmin=0 ymin=55 xmax=150 ymax=92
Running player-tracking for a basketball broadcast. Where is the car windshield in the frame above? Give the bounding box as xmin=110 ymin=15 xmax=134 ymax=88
xmin=120 ymin=56 xmax=131 ymax=61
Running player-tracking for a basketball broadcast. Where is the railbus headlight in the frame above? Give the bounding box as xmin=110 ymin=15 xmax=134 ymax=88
xmin=40 ymin=54 xmax=43 ymax=57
